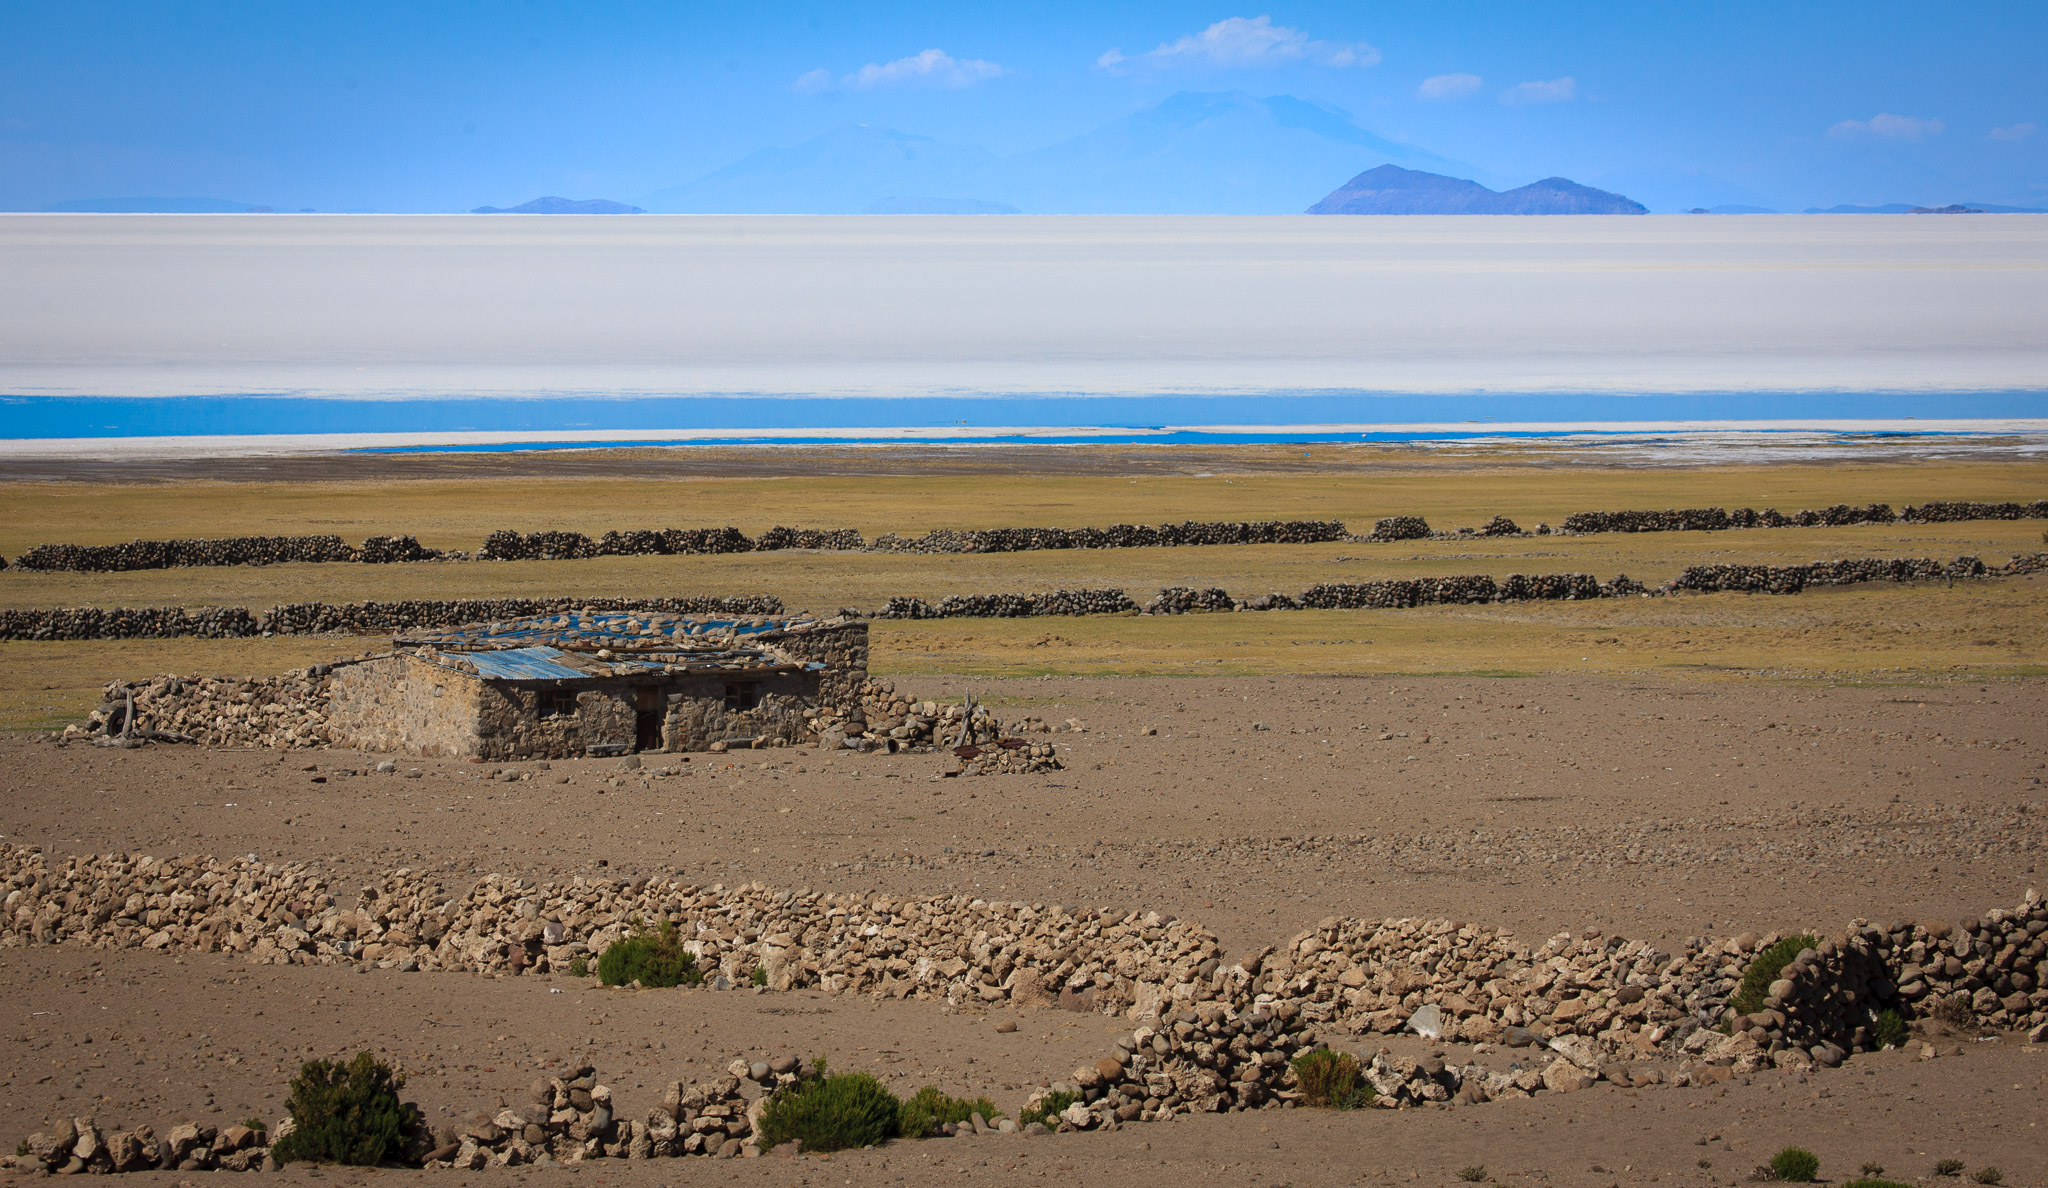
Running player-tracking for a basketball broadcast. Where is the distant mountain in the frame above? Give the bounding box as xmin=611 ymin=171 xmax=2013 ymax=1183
xmin=1804 ymin=201 xmax=2046 ymax=214
xmin=642 ymin=125 xmax=999 ymax=215
xmin=1307 ymin=165 xmax=1646 ymax=215
xmin=42 ymin=197 xmax=274 ymax=213
xmin=1804 ymin=203 xmax=1921 ymax=214
xmin=472 ymin=197 xmax=643 ymax=214
xmin=861 ymin=196 xmax=1018 ymax=214
xmin=641 ymin=91 xmax=1464 ymax=215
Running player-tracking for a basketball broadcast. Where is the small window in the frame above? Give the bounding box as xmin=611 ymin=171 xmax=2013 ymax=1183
xmin=724 ymin=682 xmax=760 ymax=711
xmin=538 ymin=690 xmax=579 ymax=719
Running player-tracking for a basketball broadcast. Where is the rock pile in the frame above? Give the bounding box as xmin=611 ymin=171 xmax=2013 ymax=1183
xmin=756 ymin=527 xmax=866 ymax=551
xmin=84 ymin=669 xmax=336 ymax=748
xmin=1142 ymin=587 xmax=1238 ymax=614
xmin=875 ymin=589 xmax=1136 ymax=619
xmin=426 ymin=1063 xmax=764 ymax=1166
xmin=1670 ymin=556 xmax=1986 ymax=595
xmin=0 ymin=842 xmax=2040 ymax=1049
xmin=951 ymin=740 xmax=1064 ymax=776
xmin=0 ymin=604 xmax=260 ymax=641
xmin=1474 ymin=515 xmax=1521 ymax=536
xmin=258 ymin=595 xmax=785 ymax=636
xmin=10 ymin=534 xmax=365 ymax=572
xmin=1365 ymin=517 xmax=1432 ymax=542
xmin=358 ymin=535 xmax=443 ymax=563
xmin=0 ymin=596 xmax=789 ymax=642
xmin=869 ymin=521 xmax=1347 ymax=554
xmin=1033 ymin=1000 xmax=1323 ymax=1125
xmin=1901 ymin=500 xmax=2048 ymax=522
xmin=6 ymin=1117 xmax=274 ymax=1174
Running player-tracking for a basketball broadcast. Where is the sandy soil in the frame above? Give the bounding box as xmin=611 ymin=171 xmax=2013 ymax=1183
xmin=3 ymin=673 xmax=2046 ymax=1184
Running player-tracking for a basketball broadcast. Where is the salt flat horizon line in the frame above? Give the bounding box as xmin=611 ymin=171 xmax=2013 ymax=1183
xmin=6 ymin=419 xmax=2047 ymax=461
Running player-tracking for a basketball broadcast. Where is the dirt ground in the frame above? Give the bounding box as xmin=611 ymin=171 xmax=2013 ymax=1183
xmin=3 ymin=451 xmax=2047 ymax=1185
xmin=3 ymin=672 xmax=2046 ymax=1184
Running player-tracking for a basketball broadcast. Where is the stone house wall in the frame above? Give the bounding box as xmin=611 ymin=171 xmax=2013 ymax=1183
xmin=325 ymin=654 xmax=488 ymax=758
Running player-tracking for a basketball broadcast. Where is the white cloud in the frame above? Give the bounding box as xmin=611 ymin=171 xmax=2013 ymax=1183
xmin=1989 ymin=122 xmax=2036 ymax=142
xmin=1500 ymin=77 xmax=1576 ymax=106
xmin=1827 ymin=113 xmax=1944 ymax=141
xmin=1417 ymin=73 xmax=1482 ymax=101
xmin=791 ymin=49 xmax=1006 ymax=94
xmin=1097 ymin=16 xmax=1380 ymax=72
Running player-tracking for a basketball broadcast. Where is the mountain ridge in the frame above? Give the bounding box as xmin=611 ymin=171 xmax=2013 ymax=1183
xmin=1307 ymin=164 xmax=1647 ymax=215
xmin=472 ymin=197 xmax=643 ymax=215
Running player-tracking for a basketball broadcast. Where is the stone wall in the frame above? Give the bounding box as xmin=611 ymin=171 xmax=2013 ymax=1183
xmin=326 ymin=655 xmax=488 ymax=758
xmin=1 ymin=842 xmax=2037 ymax=1059
xmin=89 ymin=669 xmax=339 ymax=749
xmin=1 ymin=596 xmax=785 ymax=642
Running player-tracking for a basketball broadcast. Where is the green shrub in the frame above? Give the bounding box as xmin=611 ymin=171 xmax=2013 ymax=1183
xmin=1937 ymin=1161 xmax=1967 ymax=1177
xmin=1291 ymin=1049 xmax=1372 ymax=1109
xmin=1861 ymin=1163 xmax=1887 ymax=1177
xmin=751 ymin=965 xmax=769 ymax=987
xmin=1731 ymin=936 xmax=1819 ymax=1016
xmin=1018 ymin=1090 xmax=1079 ymax=1128
xmin=13 ymin=1140 xmax=26 ymax=1158
xmin=566 ymin=955 xmax=589 ymax=979
xmin=898 ymin=1087 xmax=1002 ymax=1138
xmin=1457 ymin=1167 xmax=1488 ymax=1182
xmin=595 ymin=921 xmax=701 ymax=988
xmin=1872 ymin=1009 xmax=1908 ymax=1050
xmin=755 ymin=1063 xmax=900 ymax=1153
xmin=1770 ymin=1147 xmax=1820 ymax=1184
xmin=1971 ymin=1169 xmax=2002 ymax=1186
xmin=270 ymin=1052 xmax=421 ymax=1166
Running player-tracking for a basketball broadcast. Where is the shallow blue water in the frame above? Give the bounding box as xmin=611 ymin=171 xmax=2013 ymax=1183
xmin=2 ymin=390 xmax=2045 ymax=445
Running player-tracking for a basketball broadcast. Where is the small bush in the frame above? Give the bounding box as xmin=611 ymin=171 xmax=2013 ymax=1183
xmin=1731 ymin=936 xmax=1819 ymax=1015
xmin=566 ymin=955 xmax=589 ymax=979
xmin=1872 ymin=1009 xmax=1908 ymax=1050
xmin=1929 ymin=995 xmax=1975 ymax=1030
xmin=755 ymin=1063 xmax=900 ymax=1153
xmin=239 ymin=1117 xmax=268 ymax=1134
xmin=1843 ymin=1179 xmax=1915 ymax=1188
xmin=13 ymin=1140 xmax=27 ymax=1158
xmin=1291 ymin=1049 xmax=1372 ymax=1109
xmin=270 ymin=1052 xmax=421 ymax=1166
xmin=898 ymin=1087 xmax=1002 ymax=1138
xmin=1937 ymin=1160 xmax=1967 ymax=1177
xmin=1019 ymin=1090 xmax=1079 ymax=1128
xmin=1972 ymin=1170 xmax=2002 ymax=1186
xmin=1770 ymin=1147 xmax=1820 ymax=1183
xmin=751 ymin=965 xmax=769 ymax=987
xmin=595 ymin=921 xmax=701 ymax=988
xmin=1861 ymin=1163 xmax=1887 ymax=1177
xmin=1457 ymin=1167 xmax=1487 ymax=1182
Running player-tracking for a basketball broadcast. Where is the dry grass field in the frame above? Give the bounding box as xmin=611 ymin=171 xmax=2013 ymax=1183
xmin=1 ymin=453 xmax=2044 ymax=731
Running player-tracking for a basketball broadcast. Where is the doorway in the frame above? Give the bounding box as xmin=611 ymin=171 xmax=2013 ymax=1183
xmin=634 ymin=686 xmax=664 ymax=752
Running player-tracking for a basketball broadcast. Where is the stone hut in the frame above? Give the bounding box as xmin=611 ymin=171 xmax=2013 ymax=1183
xmin=324 ymin=610 xmax=867 ymax=760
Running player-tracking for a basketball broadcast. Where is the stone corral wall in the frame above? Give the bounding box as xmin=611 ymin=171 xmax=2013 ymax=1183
xmin=90 ymin=669 xmax=338 ymax=748
xmin=1562 ymin=501 xmax=2048 ymax=535
xmin=869 ymin=520 xmax=1347 ymax=554
xmin=2 ymin=596 xmax=785 ymax=642
xmin=326 ymin=655 xmax=487 ymax=758
xmin=2 ymin=843 xmax=2037 ymax=1064
xmin=11 ymin=534 xmax=369 ymax=572
xmin=874 ymin=589 xmax=1136 ymax=619
xmin=1672 ymin=556 xmax=1986 ymax=595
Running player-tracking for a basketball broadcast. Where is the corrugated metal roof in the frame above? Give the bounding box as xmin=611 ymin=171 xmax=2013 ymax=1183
xmin=457 ymin=646 xmax=591 ymax=681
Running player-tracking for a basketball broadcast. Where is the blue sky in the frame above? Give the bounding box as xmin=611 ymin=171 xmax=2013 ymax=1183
xmin=1 ymin=1 xmax=2043 ymax=212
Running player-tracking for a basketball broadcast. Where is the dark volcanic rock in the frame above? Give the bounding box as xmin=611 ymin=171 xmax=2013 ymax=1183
xmin=1307 ymin=164 xmax=1645 ymax=215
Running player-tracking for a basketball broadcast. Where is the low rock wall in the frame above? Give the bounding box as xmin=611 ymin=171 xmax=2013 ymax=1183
xmin=3 ymin=843 xmax=2037 ymax=1055
xmin=873 ymin=589 xmax=1136 ymax=619
xmin=869 ymin=520 xmax=1347 ymax=553
xmin=1671 ymin=555 xmax=1986 ymax=595
xmin=0 ymin=596 xmax=784 ymax=641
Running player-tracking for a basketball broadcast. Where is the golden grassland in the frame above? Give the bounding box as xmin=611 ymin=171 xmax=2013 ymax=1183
xmin=6 ymin=581 xmax=2043 ymax=732
xmin=1 ymin=456 xmax=2043 ymax=731
xmin=2 ymin=456 xmax=2045 ymax=555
